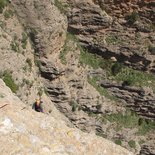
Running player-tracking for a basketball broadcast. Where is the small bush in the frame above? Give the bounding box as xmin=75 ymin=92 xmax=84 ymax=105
xmin=96 ymin=104 xmax=102 ymax=111
xmin=71 ymin=100 xmax=78 ymax=112
xmin=34 ymin=59 xmax=42 ymax=73
xmin=2 ymin=70 xmax=18 ymax=93
xmin=0 ymin=0 xmax=9 ymax=13
xmin=26 ymin=58 xmax=32 ymax=70
xmin=59 ymin=48 xmax=68 ymax=65
xmin=126 ymin=11 xmax=139 ymax=25
xmin=115 ymin=139 xmax=122 ymax=146
xmin=4 ymin=9 xmax=13 ymax=19
xmin=21 ymin=32 xmax=28 ymax=49
xmin=10 ymin=41 xmax=19 ymax=52
xmin=111 ymin=62 xmax=123 ymax=76
xmin=22 ymin=79 xmax=33 ymax=88
xmin=54 ymin=0 xmax=68 ymax=14
xmin=37 ymin=87 xmax=43 ymax=97
xmin=122 ymin=79 xmax=132 ymax=86
xmin=148 ymin=45 xmax=155 ymax=55
xmin=128 ymin=140 xmax=136 ymax=148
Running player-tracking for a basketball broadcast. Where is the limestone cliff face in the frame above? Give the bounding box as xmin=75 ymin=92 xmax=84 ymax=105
xmin=12 ymin=0 xmax=67 ymax=56
xmin=0 ymin=79 xmax=133 ymax=155
xmin=0 ymin=0 xmax=155 ymax=154
xmin=67 ymin=0 xmax=155 ymax=73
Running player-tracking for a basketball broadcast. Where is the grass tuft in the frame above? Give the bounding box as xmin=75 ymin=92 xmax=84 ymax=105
xmin=1 ymin=70 xmax=18 ymax=93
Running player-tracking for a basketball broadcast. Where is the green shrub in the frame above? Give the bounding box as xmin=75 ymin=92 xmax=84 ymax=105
xmin=122 ymin=79 xmax=132 ymax=86
xmin=0 ymin=0 xmax=9 ymax=13
xmin=26 ymin=58 xmax=32 ymax=70
xmin=54 ymin=0 xmax=68 ymax=13
xmin=71 ymin=100 xmax=78 ymax=112
xmin=148 ymin=45 xmax=155 ymax=55
xmin=115 ymin=139 xmax=122 ymax=146
xmin=4 ymin=9 xmax=13 ymax=19
xmin=139 ymin=140 xmax=145 ymax=145
xmin=105 ymin=35 xmax=122 ymax=45
xmin=34 ymin=59 xmax=42 ymax=72
xmin=59 ymin=48 xmax=68 ymax=65
xmin=96 ymin=104 xmax=102 ymax=111
xmin=2 ymin=70 xmax=18 ymax=93
xmin=111 ymin=62 xmax=123 ymax=76
xmin=37 ymin=87 xmax=43 ymax=97
xmin=138 ymin=119 xmax=155 ymax=135
xmin=21 ymin=32 xmax=28 ymax=49
xmin=126 ymin=11 xmax=139 ymax=25
xmin=10 ymin=41 xmax=19 ymax=52
xmin=22 ymin=79 xmax=33 ymax=88
xmin=114 ymin=66 xmax=155 ymax=89
xmin=128 ymin=140 xmax=136 ymax=148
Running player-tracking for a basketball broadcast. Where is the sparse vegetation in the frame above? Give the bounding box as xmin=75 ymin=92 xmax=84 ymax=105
xmin=148 ymin=45 xmax=155 ymax=55
xmin=34 ymin=59 xmax=42 ymax=73
xmin=115 ymin=139 xmax=122 ymax=146
xmin=10 ymin=41 xmax=20 ymax=52
xmin=37 ymin=87 xmax=44 ymax=97
xmin=128 ymin=140 xmax=136 ymax=148
xmin=114 ymin=66 xmax=155 ymax=90
xmin=0 ymin=20 xmax=5 ymax=29
xmin=59 ymin=33 xmax=77 ymax=64
xmin=21 ymin=32 xmax=28 ymax=49
xmin=80 ymin=49 xmax=112 ymax=70
xmin=80 ymin=49 xmax=155 ymax=91
xmin=26 ymin=58 xmax=32 ymax=71
xmin=3 ymin=9 xmax=14 ymax=19
xmin=71 ymin=100 xmax=78 ymax=112
xmin=88 ymin=76 xmax=118 ymax=101
xmin=105 ymin=35 xmax=122 ymax=45
xmin=54 ymin=0 xmax=68 ymax=14
xmin=0 ymin=70 xmax=18 ymax=93
xmin=105 ymin=110 xmax=155 ymax=135
xmin=0 ymin=0 xmax=9 ymax=13
xmin=22 ymin=78 xmax=33 ymax=88
xmin=126 ymin=11 xmax=139 ymax=25
xmin=111 ymin=62 xmax=123 ymax=76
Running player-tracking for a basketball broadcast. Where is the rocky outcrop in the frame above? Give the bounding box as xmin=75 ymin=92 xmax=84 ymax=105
xmin=140 ymin=144 xmax=155 ymax=155
xmin=0 ymin=79 xmax=133 ymax=155
xmin=2 ymin=0 xmax=154 ymax=154
xmin=12 ymin=0 xmax=67 ymax=56
xmin=101 ymin=81 xmax=155 ymax=120
xmin=66 ymin=0 xmax=155 ymax=73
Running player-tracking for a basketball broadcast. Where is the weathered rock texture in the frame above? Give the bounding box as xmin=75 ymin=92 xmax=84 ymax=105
xmin=0 ymin=79 xmax=133 ymax=155
xmin=101 ymin=81 xmax=155 ymax=120
xmin=11 ymin=0 xmax=121 ymax=135
xmin=1 ymin=0 xmax=155 ymax=154
xmin=12 ymin=0 xmax=67 ymax=56
xmin=67 ymin=0 xmax=155 ymax=73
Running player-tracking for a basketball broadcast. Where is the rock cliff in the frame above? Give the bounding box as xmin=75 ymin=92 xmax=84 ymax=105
xmin=67 ymin=0 xmax=155 ymax=73
xmin=0 ymin=79 xmax=133 ymax=155
xmin=0 ymin=0 xmax=155 ymax=154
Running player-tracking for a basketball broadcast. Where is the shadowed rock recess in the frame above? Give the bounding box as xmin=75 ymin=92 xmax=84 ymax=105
xmin=0 ymin=0 xmax=155 ymax=154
